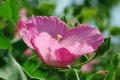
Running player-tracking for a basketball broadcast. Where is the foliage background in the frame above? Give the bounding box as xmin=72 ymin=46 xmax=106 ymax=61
xmin=0 ymin=0 xmax=120 ymax=80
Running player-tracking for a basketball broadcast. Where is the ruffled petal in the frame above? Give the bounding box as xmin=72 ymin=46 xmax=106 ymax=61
xmin=18 ymin=10 xmax=35 ymax=49
xmin=36 ymin=16 xmax=68 ymax=39
xmin=61 ymin=24 xmax=104 ymax=56
xmin=19 ymin=16 xmax=68 ymax=49
xmin=19 ymin=16 xmax=38 ymax=49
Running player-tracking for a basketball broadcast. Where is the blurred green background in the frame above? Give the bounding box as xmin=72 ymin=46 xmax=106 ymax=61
xmin=0 ymin=0 xmax=120 ymax=80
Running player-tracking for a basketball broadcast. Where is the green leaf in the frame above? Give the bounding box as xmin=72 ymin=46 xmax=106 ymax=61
xmin=99 ymin=0 xmax=119 ymax=8
xmin=12 ymin=39 xmax=28 ymax=54
xmin=22 ymin=53 xmax=48 ymax=79
xmin=110 ymin=27 xmax=120 ymax=36
xmin=0 ymin=0 xmax=12 ymax=21
xmin=3 ymin=23 xmax=15 ymax=38
xmin=112 ymin=52 xmax=120 ymax=69
xmin=0 ymin=48 xmax=41 ymax=80
xmin=96 ymin=37 xmax=111 ymax=56
xmin=114 ymin=68 xmax=120 ymax=80
xmin=81 ymin=7 xmax=98 ymax=20
xmin=0 ymin=30 xmax=4 ymax=37
xmin=0 ymin=36 xmax=12 ymax=51
xmin=37 ymin=1 xmax=56 ymax=16
xmin=0 ymin=0 xmax=5 ymax=6
xmin=0 ymin=17 xmax=10 ymax=29
xmin=9 ymin=0 xmax=19 ymax=23
xmin=0 ymin=48 xmax=27 ymax=80
xmin=65 ymin=69 xmax=78 ymax=80
xmin=64 ymin=7 xmax=71 ymax=15
xmin=22 ymin=58 xmax=59 ymax=80
xmin=65 ymin=68 xmax=80 ymax=80
xmin=74 ymin=21 xmax=80 ymax=27
xmin=0 ymin=0 xmax=19 ymax=23
xmin=61 ymin=16 xmax=73 ymax=28
xmin=88 ymin=73 xmax=105 ymax=80
xmin=11 ymin=39 xmax=28 ymax=64
xmin=73 ymin=5 xmax=83 ymax=16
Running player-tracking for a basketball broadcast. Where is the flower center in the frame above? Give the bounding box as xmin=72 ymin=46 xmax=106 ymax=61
xmin=57 ymin=34 xmax=62 ymax=42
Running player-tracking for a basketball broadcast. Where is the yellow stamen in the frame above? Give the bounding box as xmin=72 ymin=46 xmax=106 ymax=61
xmin=57 ymin=34 xmax=62 ymax=42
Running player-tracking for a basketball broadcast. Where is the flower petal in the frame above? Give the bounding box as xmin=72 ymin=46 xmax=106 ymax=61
xmin=19 ymin=16 xmax=68 ymax=49
xmin=31 ymin=32 xmax=76 ymax=66
xmin=19 ymin=16 xmax=38 ymax=49
xmin=55 ymin=48 xmax=76 ymax=66
xmin=61 ymin=24 xmax=104 ymax=56
xmin=31 ymin=32 xmax=59 ymax=66
xmin=18 ymin=8 xmax=27 ymax=29
xmin=19 ymin=27 xmax=34 ymax=49
xmin=19 ymin=8 xmax=27 ymax=17
xmin=18 ymin=16 xmax=35 ymax=48
xmin=36 ymin=16 xmax=68 ymax=39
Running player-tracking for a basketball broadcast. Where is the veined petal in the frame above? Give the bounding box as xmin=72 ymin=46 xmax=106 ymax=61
xmin=19 ymin=27 xmax=34 ymax=49
xmin=19 ymin=16 xmax=39 ymax=49
xmin=36 ymin=16 xmax=68 ymax=39
xmin=31 ymin=32 xmax=59 ymax=66
xmin=19 ymin=16 xmax=68 ymax=49
xmin=24 ymin=16 xmax=38 ymax=36
xmin=60 ymin=24 xmax=104 ymax=56
xmin=31 ymin=32 xmax=76 ymax=67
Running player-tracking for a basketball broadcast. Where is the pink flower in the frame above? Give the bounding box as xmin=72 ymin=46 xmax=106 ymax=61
xmin=19 ymin=8 xmax=27 ymax=17
xmin=19 ymin=16 xmax=104 ymax=67
xmin=82 ymin=59 xmax=100 ymax=72
xmin=15 ymin=8 xmax=27 ymax=39
xmin=18 ymin=8 xmax=27 ymax=29
xmin=24 ymin=48 xmax=32 ymax=56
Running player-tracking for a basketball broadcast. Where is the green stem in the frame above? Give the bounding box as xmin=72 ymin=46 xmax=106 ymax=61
xmin=25 ymin=55 xmax=37 ymax=61
xmin=73 ymin=69 xmax=80 ymax=80
xmin=68 ymin=66 xmax=80 ymax=80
